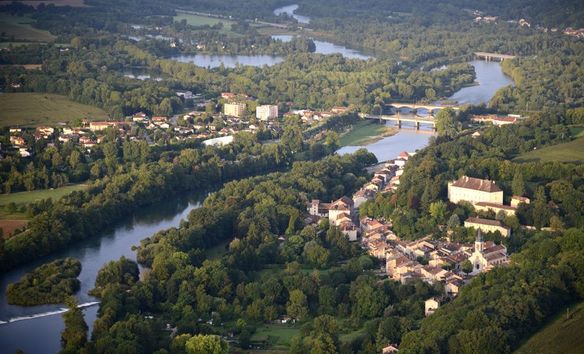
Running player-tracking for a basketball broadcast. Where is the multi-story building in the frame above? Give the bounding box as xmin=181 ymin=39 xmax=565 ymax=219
xmin=224 ymin=103 xmax=246 ymax=117
xmin=448 ymin=175 xmax=503 ymax=205
xmin=464 ymin=217 xmax=511 ymax=237
xmin=256 ymin=105 xmax=278 ymax=121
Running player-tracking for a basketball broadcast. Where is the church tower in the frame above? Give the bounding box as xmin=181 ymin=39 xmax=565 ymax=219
xmin=474 ymin=229 xmax=484 ymax=253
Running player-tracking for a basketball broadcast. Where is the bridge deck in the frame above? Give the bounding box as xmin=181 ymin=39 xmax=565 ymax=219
xmin=364 ymin=115 xmax=436 ymax=123
xmin=474 ymin=52 xmax=516 ymax=60
xmin=386 ymin=103 xmax=460 ymax=111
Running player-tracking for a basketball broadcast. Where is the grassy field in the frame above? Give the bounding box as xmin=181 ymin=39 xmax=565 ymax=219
xmin=0 ymin=13 xmax=56 ymax=42
xmin=0 ymin=64 xmax=42 ymax=70
xmin=173 ymin=11 xmax=239 ymax=36
xmin=339 ymin=120 xmax=398 ymax=146
xmin=0 ymin=184 xmax=88 ymax=207
xmin=0 ymin=93 xmax=109 ymax=127
xmin=514 ymin=137 xmax=584 ymax=163
xmin=174 ymin=11 xmax=235 ymax=27
xmin=0 ymin=219 xmax=27 ymax=237
xmin=251 ymin=324 xmax=300 ymax=348
xmin=516 ymin=302 xmax=584 ymax=354
xmin=569 ymin=125 xmax=584 ymax=138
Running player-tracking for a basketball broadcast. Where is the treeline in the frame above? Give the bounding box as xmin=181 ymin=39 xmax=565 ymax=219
xmin=0 ymin=130 xmax=303 ymax=271
xmin=164 ymin=24 xmax=317 ymax=56
xmin=296 ymin=0 xmax=584 ymax=27
xmin=6 ymin=257 xmax=81 ymax=306
xmin=399 ymin=228 xmax=584 ymax=353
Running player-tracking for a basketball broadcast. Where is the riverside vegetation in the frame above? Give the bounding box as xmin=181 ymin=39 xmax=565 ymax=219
xmin=6 ymin=257 xmax=81 ymax=306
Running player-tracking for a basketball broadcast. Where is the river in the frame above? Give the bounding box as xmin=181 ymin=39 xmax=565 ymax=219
xmin=170 ymin=37 xmax=370 ymax=68
xmin=336 ymin=60 xmax=513 ymax=161
xmin=168 ymin=4 xmax=369 ymax=68
xmin=273 ymin=4 xmax=310 ymax=24
xmin=272 ymin=35 xmax=371 ymax=60
xmin=0 ymin=194 xmax=206 ymax=354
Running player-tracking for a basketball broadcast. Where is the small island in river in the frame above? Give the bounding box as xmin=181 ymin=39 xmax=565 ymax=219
xmin=6 ymin=257 xmax=82 ymax=306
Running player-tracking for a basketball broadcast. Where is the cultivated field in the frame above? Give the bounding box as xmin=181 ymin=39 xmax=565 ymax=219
xmin=0 ymin=219 xmax=27 ymax=237
xmin=516 ymin=302 xmax=584 ymax=354
xmin=514 ymin=137 xmax=584 ymax=163
xmin=0 ymin=93 xmax=109 ymax=127
xmin=0 ymin=13 xmax=56 ymax=42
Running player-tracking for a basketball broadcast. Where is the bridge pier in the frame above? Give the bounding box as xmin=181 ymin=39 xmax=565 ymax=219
xmin=415 ymin=121 xmax=420 ymax=130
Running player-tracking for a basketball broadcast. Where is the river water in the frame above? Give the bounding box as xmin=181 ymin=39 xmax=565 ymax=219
xmin=273 ymin=4 xmax=310 ymax=24
xmin=0 ymin=194 xmax=205 ymax=354
xmin=336 ymin=60 xmax=513 ymax=161
xmin=170 ymin=37 xmax=371 ymax=68
xmin=169 ymin=4 xmax=369 ymax=68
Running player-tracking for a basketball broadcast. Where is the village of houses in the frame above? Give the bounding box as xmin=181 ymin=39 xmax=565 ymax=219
xmin=307 ymin=151 xmax=530 ymax=319
xmin=5 ymin=91 xmax=351 ymax=158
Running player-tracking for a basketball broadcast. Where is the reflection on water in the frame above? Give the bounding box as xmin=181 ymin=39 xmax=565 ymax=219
xmin=272 ymin=35 xmax=371 ymax=60
xmin=337 ymin=125 xmax=434 ymax=162
xmin=448 ymin=60 xmax=514 ymax=105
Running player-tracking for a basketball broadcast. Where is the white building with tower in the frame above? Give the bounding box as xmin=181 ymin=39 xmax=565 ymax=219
xmin=467 ymin=230 xmax=508 ymax=275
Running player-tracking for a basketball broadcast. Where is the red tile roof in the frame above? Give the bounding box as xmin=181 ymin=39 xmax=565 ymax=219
xmin=452 ymin=176 xmax=501 ymax=193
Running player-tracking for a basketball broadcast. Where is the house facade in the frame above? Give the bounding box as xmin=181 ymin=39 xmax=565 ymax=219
xmin=464 ymin=217 xmax=511 ymax=237
xmin=256 ymin=105 xmax=278 ymax=121
xmin=448 ymin=175 xmax=503 ymax=204
xmin=224 ymin=103 xmax=246 ymax=117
